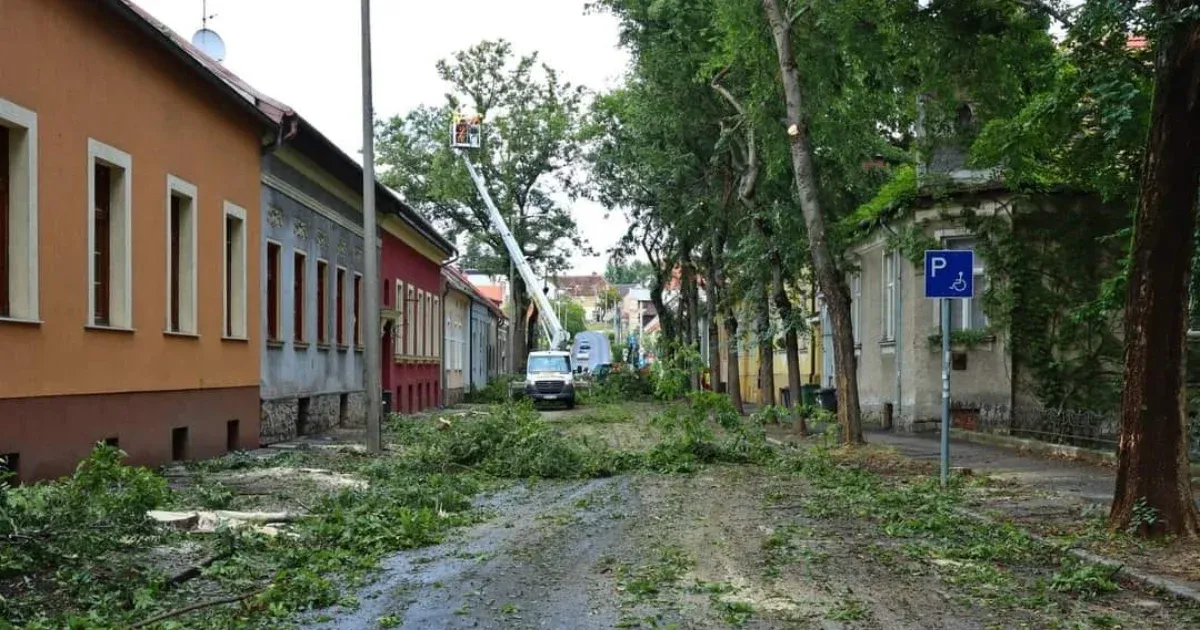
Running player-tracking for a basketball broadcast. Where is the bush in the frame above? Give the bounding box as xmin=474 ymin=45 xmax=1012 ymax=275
xmin=464 ymin=374 xmax=520 ymax=404
xmin=645 ymin=392 xmax=772 ymax=473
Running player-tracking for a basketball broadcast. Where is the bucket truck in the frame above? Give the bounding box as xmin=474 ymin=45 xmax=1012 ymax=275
xmin=451 ymin=114 xmax=577 ymax=406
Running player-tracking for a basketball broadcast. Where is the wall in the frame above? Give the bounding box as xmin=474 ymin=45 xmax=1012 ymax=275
xmin=470 ymin=302 xmax=493 ymax=390
xmin=443 ymin=288 xmax=469 ymax=402
xmin=0 ymin=1 xmax=264 ymax=479
xmin=380 ymin=220 xmax=443 ymax=414
xmin=0 ymin=0 xmax=262 ymax=399
xmin=259 ymin=152 xmax=365 ymax=402
xmin=849 ymin=205 xmax=1013 ymax=430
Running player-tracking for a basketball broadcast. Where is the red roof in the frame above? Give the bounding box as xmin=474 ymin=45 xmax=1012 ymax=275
xmin=554 ymin=274 xmax=609 ymax=298
xmin=476 ymin=285 xmax=505 ymax=307
xmin=443 ymin=267 xmax=506 ymax=320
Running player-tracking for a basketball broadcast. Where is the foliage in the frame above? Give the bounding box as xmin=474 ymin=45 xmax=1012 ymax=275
xmin=650 ymin=340 xmax=704 ymax=401
xmin=604 ymin=258 xmax=654 ymax=286
xmin=645 ymin=392 xmax=772 ymax=473
xmin=464 ymin=373 xmax=520 ymax=404
xmin=584 ymin=366 xmax=656 ymax=404
xmin=840 ymin=165 xmax=920 ymax=238
xmin=552 ymin=296 xmax=589 ymax=336
xmin=1 ymin=445 xmax=170 ymax=625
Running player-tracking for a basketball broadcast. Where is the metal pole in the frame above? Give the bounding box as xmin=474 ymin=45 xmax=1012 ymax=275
xmin=361 ymin=0 xmax=382 ymax=454
xmin=940 ymin=297 xmax=951 ymax=486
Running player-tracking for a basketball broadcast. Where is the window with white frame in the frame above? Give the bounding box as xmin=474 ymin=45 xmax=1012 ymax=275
xmin=416 ymin=289 xmax=425 ymax=357
xmin=406 ymin=285 xmax=416 ymax=355
xmin=0 ymin=98 xmax=38 ymax=322
xmin=223 ymin=203 xmax=247 ymax=338
xmin=427 ymin=293 xmax=435 ymax=358
xmin=394 ymin=280 xmax=404 ymax=356
xmin=88 ymin=139 xmax=132 ymax=328
xmin=433 ymin=296 xmax=441 ymax=359
xmin=882 ymin=250 xmax=897 ymax=341
xmin=944 ymin=237 xmax=987 ymax=331
xmin=165 ymin=176 xmax=197 ymax=334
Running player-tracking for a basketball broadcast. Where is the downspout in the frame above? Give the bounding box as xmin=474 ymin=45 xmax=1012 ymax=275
xmin=879 ymin=219 xmax=902 ymax=426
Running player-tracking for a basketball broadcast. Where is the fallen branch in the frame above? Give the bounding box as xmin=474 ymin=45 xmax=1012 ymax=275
xmin=166 ymin=550 xmax=234 ymax=587
xmin=131 ymin=588 xmax=264 ymax=628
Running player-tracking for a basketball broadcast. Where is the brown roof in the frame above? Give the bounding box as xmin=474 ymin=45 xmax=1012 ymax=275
xmin=554 ymin=274 xmax=609 ymax=298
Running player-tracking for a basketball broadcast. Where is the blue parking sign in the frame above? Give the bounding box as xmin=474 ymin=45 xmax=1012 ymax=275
xmin=924 ymin=250 xmax=974 ymax=299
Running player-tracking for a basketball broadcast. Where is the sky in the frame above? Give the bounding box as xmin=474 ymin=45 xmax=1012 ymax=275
xmin=135 ymin=0 xmax=632 ymax=275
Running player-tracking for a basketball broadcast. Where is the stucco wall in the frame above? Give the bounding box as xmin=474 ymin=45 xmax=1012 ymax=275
xmin=259 ymin=153 xmax=365 ymax=403
xmin=443 ymin=289 xmax=469 ymax=393
xmin=380 ymin=224 xmax=443 ymax=413
xmin=850 ymin=216 xmax=1012 ymax=431
xmin=0 ymin=0 xmax=263 ymax=399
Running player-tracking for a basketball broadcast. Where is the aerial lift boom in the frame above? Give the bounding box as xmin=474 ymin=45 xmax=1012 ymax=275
xmin=451 ymin=115 xmax=567 ymax=350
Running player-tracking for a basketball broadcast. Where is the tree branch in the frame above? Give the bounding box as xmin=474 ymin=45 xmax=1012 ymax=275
xmin=131 ymin=589 xmax=264 ymax=628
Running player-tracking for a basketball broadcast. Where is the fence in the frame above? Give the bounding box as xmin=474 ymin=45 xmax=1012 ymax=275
xmin=960 ymin=403 xmax=1200 ymax=462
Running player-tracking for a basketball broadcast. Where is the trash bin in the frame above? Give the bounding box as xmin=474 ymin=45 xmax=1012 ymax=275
xmin=801 ymin=384 xmax=820 ymax=407
xmin=818 ymin=388 xmax=838 ymax=414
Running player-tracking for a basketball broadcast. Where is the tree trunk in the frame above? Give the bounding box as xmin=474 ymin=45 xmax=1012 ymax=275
xmin=682 ymin=252 xmax=702 ymax=390
xmin=705 ymin=242 xmax=722 ymax=393
xmin=526 ymin=306 xmax=539 ymax=355
xmin=510 ymin=273 xmax=530 ymax=371
xmin=761 ymin=0 xmax=863 ymax=444
xmin=725 ymin=309 xmax=745 ymax=415
xmin=756 ymin=281 xmax=776 ymax=407
xmin=774 ymin=266 xmax=805 ymax=434
xmin=1109 ymin=3 xmax=1200 ymax=537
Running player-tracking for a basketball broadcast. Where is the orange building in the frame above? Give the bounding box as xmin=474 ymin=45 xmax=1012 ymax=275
xmin=0 ymin=0 xmax=289 ymax=481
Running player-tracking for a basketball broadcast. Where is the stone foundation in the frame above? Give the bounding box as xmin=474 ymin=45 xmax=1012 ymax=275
xmin=260 ymin=398 xmax=299 ymax=445
xmin=260 ymin=391 xmax=368 ymax=443
xmin=343 ymin=391 xmax=368 ymax=427
xmin=444 ymin=387 xmax=465 ymax=407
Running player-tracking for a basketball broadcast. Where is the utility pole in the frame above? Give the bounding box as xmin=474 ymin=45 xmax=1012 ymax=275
xmin=361 ymin=0 xmax=382 ymax=453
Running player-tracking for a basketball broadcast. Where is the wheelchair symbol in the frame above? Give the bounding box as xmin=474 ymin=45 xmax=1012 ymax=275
xmin=949 ymin=272 xmax=967 ymax=292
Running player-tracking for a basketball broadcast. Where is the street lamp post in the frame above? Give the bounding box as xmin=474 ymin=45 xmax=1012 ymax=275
xmin=361 ymin=0 xmax=382 ymax=453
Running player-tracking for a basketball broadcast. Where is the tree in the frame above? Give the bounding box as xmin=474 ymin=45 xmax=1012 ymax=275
xmin=599 ymin=286 xmax=621 ymax=319
xmin=552 ymin=296 xmax=589 ymax=337
xmin=1109 ymin=0 xmax=1200 ymax=537
xmin=604 ymin=258 xmax=654 ymax=286
xmin=761 ymin=0 xmax=863 ymax=443
xmin=376 ymin=40 xmax=589 ymax=370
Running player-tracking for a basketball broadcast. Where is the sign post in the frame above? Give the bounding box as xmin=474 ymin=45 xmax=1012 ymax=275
xmin=923 ymin=249 xmax=974 ymax=487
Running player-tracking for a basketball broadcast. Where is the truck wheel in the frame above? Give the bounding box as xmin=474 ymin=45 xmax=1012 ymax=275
xmin=566 ymin=397 xmax=576 ymax=410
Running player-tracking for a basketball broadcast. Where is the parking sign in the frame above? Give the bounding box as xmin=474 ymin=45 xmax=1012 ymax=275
xmin=924 ymin=250 xmax=974 ymax=299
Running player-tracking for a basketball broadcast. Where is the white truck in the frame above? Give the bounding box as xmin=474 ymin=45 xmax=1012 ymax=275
xmin=451 ymin=115 xmax=576 ymax=406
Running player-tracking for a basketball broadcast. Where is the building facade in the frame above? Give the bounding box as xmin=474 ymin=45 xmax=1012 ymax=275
xmin=443 ymin=266 xmax=508 ymax=404
xmin=380 ymin=210 xmax=455 ymax=415
xmin=0 ymin=0 xmax=283 ymax=480
xmin=258 ymin=126 xmax=371 ymax=443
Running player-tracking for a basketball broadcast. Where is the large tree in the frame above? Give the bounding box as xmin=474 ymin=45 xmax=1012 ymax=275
xmin=376 ymin=40 xmax=589 ymax=369
xmin=1109 ymin=0 xmax=1200 ymax=537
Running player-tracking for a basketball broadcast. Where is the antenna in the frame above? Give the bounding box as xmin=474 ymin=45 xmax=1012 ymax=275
xmin=191 ymin=0 xmax=226 ymax=62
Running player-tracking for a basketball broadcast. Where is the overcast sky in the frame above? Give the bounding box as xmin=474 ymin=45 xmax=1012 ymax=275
xmin=136 ymin=0 xmax=631 ymax=275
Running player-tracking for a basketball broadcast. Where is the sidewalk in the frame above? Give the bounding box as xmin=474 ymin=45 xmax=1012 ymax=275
xmin=867 ymin=429 xmax=1117 ymax=504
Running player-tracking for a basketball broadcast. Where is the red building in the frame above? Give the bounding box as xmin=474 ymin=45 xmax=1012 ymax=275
xmin=378 ymin=207 xmax=454 ymax=414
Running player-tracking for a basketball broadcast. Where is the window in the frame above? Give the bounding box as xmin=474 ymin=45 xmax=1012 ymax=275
xmin=223 ymin=204 xmax=247 ymax=338
xmin=882 ymin=250 xmax=897 ymax=341
xmin=316 ymin=260 xmax=328 ymax=344
xmin=165 ymin=176 xmax=197 ymax=333
xmin=335 ymin=267 xmax=346 ymax=345
xmin=394 ymin=281 xmax=404 ymax=356
xmin=416 ymin=290 xmax=425 ymax=357
xmin=433 ymin=296 xmax=440 ymax=359
xmin=293 ymin=250 xmax=306 ymax=343
xmin=945 ymin=237 xmax=987 ymax=331
xmin=88 ymin=139 xmax=132 ymax=328
xmin=353 ymin=273 xmax=362 ymax=347
xmin=406 ymin=285 xmax=416 ymax=355
xmin=0 ymin=98 xmax=38 ymax=322
xmin=266 ymin=241 xmax=281 ymax=341
xmin=851 ymin=270 xmax=861 ymax=346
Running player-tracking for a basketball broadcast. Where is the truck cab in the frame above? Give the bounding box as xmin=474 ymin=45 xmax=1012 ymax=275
xmin=522 ymin=350 xmax=576 ymax=408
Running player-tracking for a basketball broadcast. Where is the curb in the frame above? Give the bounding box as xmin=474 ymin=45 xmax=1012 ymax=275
xmin=951 ymin=508 xmax=1200 ymax=604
